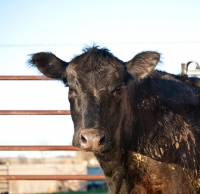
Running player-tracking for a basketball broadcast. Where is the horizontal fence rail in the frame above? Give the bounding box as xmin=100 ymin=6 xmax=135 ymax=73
xmin=0 ymin=110 xmax=71 ymax=115
xmin=0 ymin=175 xmax=106 ymax=181
xmin=0 ymin=146 xmax=79 ymax=151
xmin=0 ymin=75 xmax=51 ymax=80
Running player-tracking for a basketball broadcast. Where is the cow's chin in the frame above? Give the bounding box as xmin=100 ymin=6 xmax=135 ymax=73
xmin=73 ymin=143 xmax=111 ymax=154
xmin=80 ymin=145 xmax=105 ymax=153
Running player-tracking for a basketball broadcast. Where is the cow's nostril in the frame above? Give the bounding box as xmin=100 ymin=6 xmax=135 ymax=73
xmin=99 ymin=134 xmax=106 ymax=145
xmin=81 ymin=133 xmax=87 ymax=144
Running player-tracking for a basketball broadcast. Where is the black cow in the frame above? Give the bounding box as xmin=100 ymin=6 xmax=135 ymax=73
xmin=29 ymin=46 xmax=200 ymax=193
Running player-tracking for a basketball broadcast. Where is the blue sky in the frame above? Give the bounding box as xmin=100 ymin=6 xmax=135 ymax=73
xmin=0 ymin=0 xmax=200 ymax=157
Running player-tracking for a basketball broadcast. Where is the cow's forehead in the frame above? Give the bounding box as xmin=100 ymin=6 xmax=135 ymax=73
xmin=66 ymin=62 xmax=125 ymax=90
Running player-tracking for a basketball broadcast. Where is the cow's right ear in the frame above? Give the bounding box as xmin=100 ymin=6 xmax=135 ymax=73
xmin=28 ymin=52 xmax=68 ymax=79
xmin=125 ymin=51 xmax=160 ymax=79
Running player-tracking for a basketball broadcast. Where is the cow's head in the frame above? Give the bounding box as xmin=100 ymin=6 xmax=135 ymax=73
xmin=28 ymin=46 xmax=160 ymax=153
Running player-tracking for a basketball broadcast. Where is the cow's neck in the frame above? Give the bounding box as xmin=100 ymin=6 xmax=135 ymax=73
xmin=95 ymin=146 xmax=129 ymax=194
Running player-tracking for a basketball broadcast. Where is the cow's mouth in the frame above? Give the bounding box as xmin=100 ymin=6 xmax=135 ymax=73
xmin=78 ymin=144 xmax=110 ymax=153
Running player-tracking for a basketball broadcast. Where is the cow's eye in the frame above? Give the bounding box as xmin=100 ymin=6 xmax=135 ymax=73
xmin=113 ymin=86 xmax=121 ymax=96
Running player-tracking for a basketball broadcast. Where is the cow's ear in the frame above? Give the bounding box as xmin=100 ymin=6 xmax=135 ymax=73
xmin=28 ymin=52 xmax=68 ymax=79
xmin=125 ymin=51 xmax=160 ymax=78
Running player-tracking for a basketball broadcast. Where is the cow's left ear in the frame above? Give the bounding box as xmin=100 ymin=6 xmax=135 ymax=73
xmin=125 ymin=51 xmax=160 ymax=78
xmin=28 ymin=52 xmax=68 ymax=79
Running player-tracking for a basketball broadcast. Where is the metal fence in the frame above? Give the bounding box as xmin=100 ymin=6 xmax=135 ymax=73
xmin=0 ymin=76 xmax=105 ymax=183
xmin=181 ymin=61 xmax=200 ymax=76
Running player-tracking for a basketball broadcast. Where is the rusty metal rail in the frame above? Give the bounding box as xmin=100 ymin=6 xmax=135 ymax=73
xmin=0 ymin=110 xmax=70 ymax=115
xmin=0 ymin=75 xmax=50 ymax=80
xmin=0 ymin=146 xmax=79 ymax=151
xmin=0 ymin=75 xmax=105 ymax=182
xmin=0 ymin=175 xmax=106 ymax=181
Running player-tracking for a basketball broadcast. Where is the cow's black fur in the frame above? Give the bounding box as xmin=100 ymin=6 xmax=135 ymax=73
xmin=29 ymin=46 xmax=200 ymax=193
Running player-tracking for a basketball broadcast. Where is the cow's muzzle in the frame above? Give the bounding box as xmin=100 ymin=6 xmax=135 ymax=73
xmin=79 ymin=129 xmax=106 ymax=152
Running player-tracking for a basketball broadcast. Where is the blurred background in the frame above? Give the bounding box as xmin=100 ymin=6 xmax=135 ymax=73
xmin=0 ymin=0 xmax=200 ymax=193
